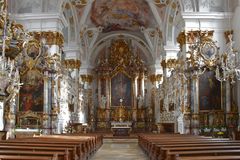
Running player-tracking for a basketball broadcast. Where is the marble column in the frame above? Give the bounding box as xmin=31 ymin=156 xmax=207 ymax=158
xmin=105 ymin=76 xmax=110 ymax=129
xmin=225 ymin=80 xmax=231 ymax=127
xmin=191 ymin=74 xmax=200 ymax=135
xmin=132 ymin=76 xmax=138 ymax=129
xmin=139 ymin=72 xmax=145 ymax=99
xmin=0 ymin=99 xmax=4 ymax=131
xmin=42 ymin=72 xmax=50 ymax=135
xmin=97 ymin=77 xmax=101 ymax=108
xmin=81 ymin=75 xmax=94 ymax=131
xmin=4 ymin=98 xmax=16 ymax=139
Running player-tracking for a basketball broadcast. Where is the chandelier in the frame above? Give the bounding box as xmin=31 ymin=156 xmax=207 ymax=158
xmin=178 ymin=30 xmax=240 ymax=84
xmin=215 ymin=32 xmax=240 ymax=84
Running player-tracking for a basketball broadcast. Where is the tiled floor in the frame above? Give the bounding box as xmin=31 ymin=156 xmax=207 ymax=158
xmin=91 ymin=139 xmax=148 ymax=160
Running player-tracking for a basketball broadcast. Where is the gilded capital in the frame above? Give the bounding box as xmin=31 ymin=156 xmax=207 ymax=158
xmin=64 ymin=59 xmax=81 ymax=69
xmin=177 ymin=31 xmax=186 ymax=51
xmin=29 ymin=31 xmax=64 ymax=46
xmin=161 ymin=59 xmax=179 ymax=69
xmin=192 ymin=113 xmax=199 ymax=120
xmin=81 ymin=74 xmax=93 ymax=83
xmin=186 ymin=30 xmax=214 ymax=44
xmin=149 ymin=74 xmax=162 ymax=84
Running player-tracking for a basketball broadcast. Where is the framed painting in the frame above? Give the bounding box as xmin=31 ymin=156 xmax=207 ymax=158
xmin=199 ymin=70 xmax=221 ymax=111
xmin=111 ymin=73 xmax=131 ymax=106
xmin=19 ymin=69 xmax=44 ymax=112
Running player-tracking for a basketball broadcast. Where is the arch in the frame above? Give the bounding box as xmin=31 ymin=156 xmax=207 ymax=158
xmin=89 ymin=32 xmax=154 ymax=66
xmin=61 ymin=0 xmax=78 ymax=44
xmin=164 ymin=0 xmax=196 ymax=46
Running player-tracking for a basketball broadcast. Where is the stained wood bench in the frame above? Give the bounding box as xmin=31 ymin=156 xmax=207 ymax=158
xmin=0 ymin=151 xmax=60 ymax=160
xmin=167 ymin=149 xmax=240 ymax=160
xmin=138 ymin=134 xmax=240 ymax=160
xmin=6 ymin=139 xmax=87 ymax=160
xmin=0 ymin=142 xmax=78 ymax=160
xmin=179 ymin=156 xmax=240 ymax=160
xmin=0 ymin=155 xmax=53 ymax=160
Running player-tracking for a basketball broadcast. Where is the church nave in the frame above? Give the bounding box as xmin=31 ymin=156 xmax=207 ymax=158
xmin=91 ymin=139 xmax=148 ymax=160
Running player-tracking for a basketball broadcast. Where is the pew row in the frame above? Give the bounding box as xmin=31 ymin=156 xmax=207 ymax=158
xmin=138 ymin=133 xmax=240 ymax=160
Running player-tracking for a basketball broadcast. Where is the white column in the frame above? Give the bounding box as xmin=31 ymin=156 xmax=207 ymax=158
xmin=42 ymin=72 xmax=50 ymax=135
xmin=106 ymin=77 xmax=110 ymax=122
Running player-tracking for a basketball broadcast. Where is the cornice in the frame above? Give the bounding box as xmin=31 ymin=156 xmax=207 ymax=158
xmin=11 ymin=13 xmax=68 ymax=28
xmin=182 ymin=12 xmax=233 ymax=20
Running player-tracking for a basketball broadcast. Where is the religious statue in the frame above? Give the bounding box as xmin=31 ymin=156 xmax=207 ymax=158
xmin=137 ymin=94 xmax=144 ymax=108
xmin=100 ymin=95 xmax=107 ymax=109
xmin=117 ymin=98 xmax=127 ymax=122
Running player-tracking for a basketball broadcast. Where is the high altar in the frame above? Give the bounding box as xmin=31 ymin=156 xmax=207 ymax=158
xmin=94 ymin=39 xmax=150 ymax=132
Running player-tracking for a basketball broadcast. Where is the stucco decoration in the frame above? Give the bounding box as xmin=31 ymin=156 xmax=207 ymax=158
xmin=182 ymin=0 xmax=194 ymax=12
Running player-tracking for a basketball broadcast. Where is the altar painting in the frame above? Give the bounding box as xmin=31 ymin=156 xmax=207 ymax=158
xmin=111 ymin=73 xmax=131 ymax=106
xmin=19 ymin=69 xmax=44 ymax=112
xmin=199 ymin=70 xmax=221 ymax=111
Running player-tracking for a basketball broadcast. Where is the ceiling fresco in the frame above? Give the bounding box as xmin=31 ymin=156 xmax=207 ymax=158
xmin=90 ymin=0 xmax=154 ymax=32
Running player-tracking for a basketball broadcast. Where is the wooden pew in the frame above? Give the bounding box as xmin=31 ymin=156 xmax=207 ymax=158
xmin=138 ymin=134 xmax=240 ymax=160
xmin=0 ymin=134 xmax=103 ymax=160
xmin=0 ymin=155 xmax=53 ymax=160
xmin=179 ymin=156 xmax=240 ymax=160
xmin=167 ymin=149 xmax=240 ymax=160
xmin=6 ymin=138 xmax=88 ymax=160
xmin=0 ymin=142 xmax=78 ymax=159
xmin=0 ymin=151 xmax=59 ymax=160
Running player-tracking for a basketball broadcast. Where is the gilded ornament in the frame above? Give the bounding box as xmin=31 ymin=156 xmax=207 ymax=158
xmin=224 ymin=30 xmax=233 ymax=44
xmin=161 ymin=59 xmax=179 ymax=69
xmin=192 ymin=114 xmax=199 ymax=120
xmin=177 ymin=31 xmax=186 ymax=51
xmin=29 ymin=31 xmax=64 ymax=46
xmin=149 ymin=74 xmax=162 ymax=84
xmin=154 ymin=0 xmax=167 ymax=7
xmin=87 ymin=30 xmax=93 ymax=38
xmin=42 ymin=113 xmax=49 ymax=121
xmin=72 ymin=0 xmax=88 ymax=7
xmin=81 ymin=74 xmax=93 ymax=83
xmin=64 ymin=59 xmax=81 ymax=69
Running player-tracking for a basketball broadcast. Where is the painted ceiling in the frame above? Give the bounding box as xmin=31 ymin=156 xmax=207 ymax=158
xmin=90 ymin=0 xmax=155 ymax=32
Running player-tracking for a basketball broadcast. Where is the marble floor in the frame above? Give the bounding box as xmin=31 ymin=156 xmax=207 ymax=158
xmin=91 ymin=139 xmax=148 ymax=160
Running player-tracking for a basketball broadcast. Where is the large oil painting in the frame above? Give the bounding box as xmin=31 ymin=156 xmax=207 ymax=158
xmin=91 ymin=0 xmax=153 ymax=32
xmin=199 ymin=70 xmax=221 ymax=111
xmin=111 ymin=73 xmax=131 ymax=106
xmin=19 ymin=69 xmax=44 ymax=112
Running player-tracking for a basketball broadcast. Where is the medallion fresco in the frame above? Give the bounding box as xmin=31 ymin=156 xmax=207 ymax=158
xmin=91 ymin=0 xmax=152 ymax=32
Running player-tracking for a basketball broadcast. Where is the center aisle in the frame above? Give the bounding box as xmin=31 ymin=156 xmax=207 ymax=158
xmin=91 ymin=139 xmax=148 ymax=160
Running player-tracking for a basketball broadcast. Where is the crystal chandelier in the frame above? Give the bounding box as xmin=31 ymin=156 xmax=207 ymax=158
xmin=215 ymin=33 xmax=240 ymax=83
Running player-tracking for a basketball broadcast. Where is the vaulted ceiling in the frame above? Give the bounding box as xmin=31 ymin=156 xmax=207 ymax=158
xmin=10 ymin=0 xmax=238 ymax=69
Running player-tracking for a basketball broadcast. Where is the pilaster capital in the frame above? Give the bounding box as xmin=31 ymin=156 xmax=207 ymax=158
xmin=29 ymin=31 xmax=64 ymax=46
xmin=64 ymin=59 xmax=81 ymax=69
xmin=81 ymin=74 xmax=93 ymax=84
xmin=149 ymin=74 xmax=162 ymax=84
